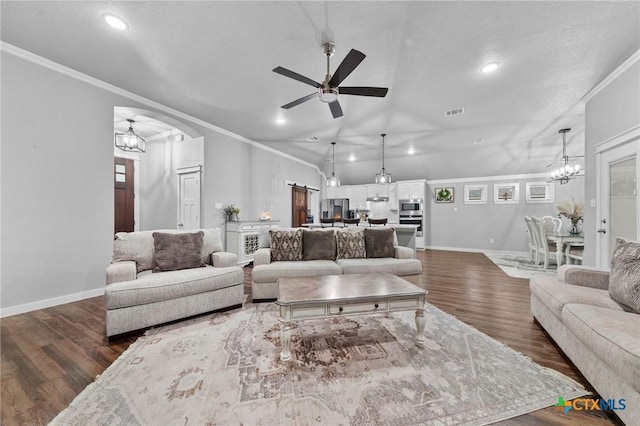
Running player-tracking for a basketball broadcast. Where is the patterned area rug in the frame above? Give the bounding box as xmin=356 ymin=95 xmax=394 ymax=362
xmin=52 ymin=303 xmax=588 ymax=425
xmin=484 ymin=252 xmax=558 ymax=279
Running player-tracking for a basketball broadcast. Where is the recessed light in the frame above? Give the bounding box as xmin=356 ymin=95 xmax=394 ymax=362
xmin=408 ymin=148 xmax=415 ymax=155
xmin=473 ymin=138 xmax=485 ymax=144
xmin=103 ymin=13 xmax=128 ymax=30
xmin=349 ymin=154 xmax=356 ymax=162
xmin=275 ymin=117 xmax=286 ymax=125
xmin=481 ymin=62 xmax=500 ymax=73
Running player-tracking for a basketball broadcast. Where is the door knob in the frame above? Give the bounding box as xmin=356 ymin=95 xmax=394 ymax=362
xmin=597 ymin=228 xmax=606 ymax=234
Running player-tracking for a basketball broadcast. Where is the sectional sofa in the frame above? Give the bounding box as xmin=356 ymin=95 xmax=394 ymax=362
xmin=105 ymin=228 xmax=244 ymax=337
xmin=529 ymin=238 xmax=640 ymax=425
xmin=251 ymin=227 xmax=422 ymax=300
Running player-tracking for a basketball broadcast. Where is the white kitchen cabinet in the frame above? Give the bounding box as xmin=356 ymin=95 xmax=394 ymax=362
xmin=397 ymin=181 xmax=426 ymax=200
xmin=226 ymin=220 xmax=279 ymax=265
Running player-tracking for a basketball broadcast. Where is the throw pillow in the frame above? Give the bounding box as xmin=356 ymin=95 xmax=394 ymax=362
xmin=270 ymin=229 xmax=303 ymax=261
xmin=336 ymin=228 xmax=366 ymax=259
xmin=152 ymin=231 xmax=206 ymax=272
xmin=302 ymin=229 xmax=336 ymax=260
xmin=609 ymin=238 xmax=640 ymax=313
xmin=364 ymin=227 xmax=395 ymax=258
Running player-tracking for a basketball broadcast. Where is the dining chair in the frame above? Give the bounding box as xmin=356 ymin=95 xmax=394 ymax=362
xmin=368 ymin=218 xmax=388 ymax=226
xmin=524 ymin=216 xmax=538 ymax=263
xmin=565 ymin=243 xmax=584 ymax=264
xmin=541 ymin=216 xmax=562 ymax=234
xmin=342 ymin=218 xmax=360 ymax=226
xmin=531 ymin=216 xmax=559 ymax=269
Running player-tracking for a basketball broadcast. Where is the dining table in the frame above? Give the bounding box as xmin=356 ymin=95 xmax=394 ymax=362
xmin=546 ymin=232 xmax=585 ymax=266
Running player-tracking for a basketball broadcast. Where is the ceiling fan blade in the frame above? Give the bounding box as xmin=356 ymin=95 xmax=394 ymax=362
xmin=329 ymin=101 xmax=343 ymax=118
xmin=281 ymin=93 xmax=318 ymax=109
xmin=339 ymin=86 xmax=389 ymax=97
xmin=328 ymin=49 xmax=366 ymax=87
xmin=273 ymin=66 xmax=321 ymax=88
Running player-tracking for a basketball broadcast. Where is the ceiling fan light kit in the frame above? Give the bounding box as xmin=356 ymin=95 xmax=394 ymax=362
xmin=273 ymin=42 xmax=388 ymax=119
xmin=115 ymin=119 xmax=146 ymax=153
xmin=546 ymin=128 xmax=584 ymax=184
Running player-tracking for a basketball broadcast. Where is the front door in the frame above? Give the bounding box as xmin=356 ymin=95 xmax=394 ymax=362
xmin=114 ymin=157 xmax=135 ymax=233
xmin=596 ymin=138 xmax=639 ymax=267
xmin=177 ymin=168 xmax=201 ymax=230
xmin=291 ymin=185 xmax=308 ymax=228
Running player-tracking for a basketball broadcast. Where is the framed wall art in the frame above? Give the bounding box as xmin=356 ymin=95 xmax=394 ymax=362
xmin=435 ymin=187 xmax=454 ymax=203
xmin=525 ymin=181 xmax=555 ymax=204
xmin=464 ymin=184 xmax=488 ymax=204
xmin=494 ymin=182 xmax=520 ymax=204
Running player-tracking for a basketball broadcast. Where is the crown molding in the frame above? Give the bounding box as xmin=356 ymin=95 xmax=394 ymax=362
xmin=583 ymin=49 xmax=640 ymax=103
xmin=0 ymin=42 xmax=321 ymax=175
xmin=426 ymin=173 xmax=546 ymax=185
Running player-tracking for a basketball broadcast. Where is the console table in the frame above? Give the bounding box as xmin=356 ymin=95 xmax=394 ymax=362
xmin=226 ymin=220 xmax=279 ymax=265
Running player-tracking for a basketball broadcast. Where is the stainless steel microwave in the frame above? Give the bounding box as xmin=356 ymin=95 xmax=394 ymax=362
xmin=399 ymin=199 xmax=423 ymax=216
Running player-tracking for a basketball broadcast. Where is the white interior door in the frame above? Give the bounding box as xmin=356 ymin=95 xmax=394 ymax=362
xmin=177 ymin=167 xmax=201 ymax=230
xmin=596 ymin=139 xmax=639 ymax=267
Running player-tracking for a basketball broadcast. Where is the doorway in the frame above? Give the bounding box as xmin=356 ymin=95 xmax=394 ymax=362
xmin=596 ymin=135 xmax=639 ymax=267
xmin=114 ymin=157 xmax=135 ymax=233
xmin=177 ymin=166 xmax=202 ymax=230
xmin=291 ymin=185 xmax=308 ymax=227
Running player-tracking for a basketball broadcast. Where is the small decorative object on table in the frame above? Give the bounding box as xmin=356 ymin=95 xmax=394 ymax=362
xmin=223 ymin=204 xmax=240 ymax=222
xmin=435 ymin=187 xmax=454 ymax=203
xmin=555 ymin=198 xmax=584 ymax=234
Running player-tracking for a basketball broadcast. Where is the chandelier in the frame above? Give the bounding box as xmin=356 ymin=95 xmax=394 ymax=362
xmin=546 ymin=128 xmax=583 ymax=184
xmin=375 ymin=133 xmax=391 ymax=184
xmin=115 ymin=119 xmax=146 ymax=153
xmin=326 ymin=141 xmax=341 ymax=187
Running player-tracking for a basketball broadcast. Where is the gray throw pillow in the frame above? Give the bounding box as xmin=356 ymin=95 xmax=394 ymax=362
xmin=609 ymin=238 xmax=640 ymax=313
xmin=270 ymin=229 xmax=303 ymax=261
xmin=302 ymin=229 xmax=336 ymax=260
xmin=152 ymin=231 xmax=206 ymax=272
xmin=336 ymin=228 xmax=366 ymax=259
xmin=364 ymin=227 xmax=395 ymax=258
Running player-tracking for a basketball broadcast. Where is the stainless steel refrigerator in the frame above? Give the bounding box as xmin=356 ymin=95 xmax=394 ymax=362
xmin=321 ymin=198 xmax=350 ymax=221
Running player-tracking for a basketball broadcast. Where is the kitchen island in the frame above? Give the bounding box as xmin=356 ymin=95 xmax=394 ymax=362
xmin=302 ymin=222 xmax=417 ymax=252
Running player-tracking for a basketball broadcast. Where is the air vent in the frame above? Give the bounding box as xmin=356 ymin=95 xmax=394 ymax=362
xmin=445 ymin=107 xmax=465 ymax=117
xmin=306 ymin=136 xmax=319 ymax=141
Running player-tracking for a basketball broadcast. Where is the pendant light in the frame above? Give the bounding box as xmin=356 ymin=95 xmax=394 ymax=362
xmin=326 ymin=141 xmax=341 ymax=187
xmin=115 ymin=119 xmax=146 ymax=153
xmin=546 ymin=128 xmax=584 ymax=184
xmin=375 ymin=133 xmax=391 ymax=184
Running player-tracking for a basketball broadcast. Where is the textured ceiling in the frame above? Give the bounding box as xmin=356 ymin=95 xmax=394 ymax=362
xmin=2 ymin=1 xmax=639 ymax=183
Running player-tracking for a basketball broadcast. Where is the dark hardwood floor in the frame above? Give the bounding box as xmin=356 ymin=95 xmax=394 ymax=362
xmin=1 ymin=250 xmax=622 ymax=425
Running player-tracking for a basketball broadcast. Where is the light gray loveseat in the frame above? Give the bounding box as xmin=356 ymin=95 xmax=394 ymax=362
xmin=530 ymin=262 xmax=639 ymax=425
xmin=252 ymin=227 xmax=422 ymax=300
xmin=105 ymin=228 xmax=244 ymax=337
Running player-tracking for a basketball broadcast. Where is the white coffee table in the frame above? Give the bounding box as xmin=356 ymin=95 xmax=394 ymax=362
xmin=275 ymin=273 xmax=427 ymax=361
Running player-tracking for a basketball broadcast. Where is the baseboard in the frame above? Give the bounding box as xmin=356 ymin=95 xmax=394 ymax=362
xmin=425 ymin=246 xmax=529 ymax=256
xmin=0 ymin=287 xmax=104 ymax=318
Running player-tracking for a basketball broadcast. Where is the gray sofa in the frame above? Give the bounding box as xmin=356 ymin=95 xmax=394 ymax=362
xmin=530 ymin=264 xmax=639 ymax=425
xmin=252 ymin=227 xmax=422 ymax=300
xmin=105 ymin=228 xmax=244 ymax=337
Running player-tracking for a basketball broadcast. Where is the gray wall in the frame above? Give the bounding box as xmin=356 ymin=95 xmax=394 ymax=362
xmin=584 ymin=60 xmax=640 ymax=265
xmin=0 ymin=51 xmax=320 ymax=313
xmin=139 ymin=134 xmax=204 ymax=230
xmin=426 ymin=176 xmax=584 ymax=252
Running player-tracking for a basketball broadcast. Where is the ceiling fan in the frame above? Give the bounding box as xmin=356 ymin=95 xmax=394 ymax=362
xmin=273 ymin=42 xmax=389 ymax=119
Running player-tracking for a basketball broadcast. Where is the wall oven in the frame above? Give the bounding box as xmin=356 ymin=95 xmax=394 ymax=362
xmin=399 ymin=198 xmax=423 ymax=237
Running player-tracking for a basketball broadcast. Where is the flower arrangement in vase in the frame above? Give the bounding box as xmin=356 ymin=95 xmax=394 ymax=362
xmin=555 ymin=198 xmax=584 ymax=234
xmin=223 ymin=204 xmax=240 ymax=221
